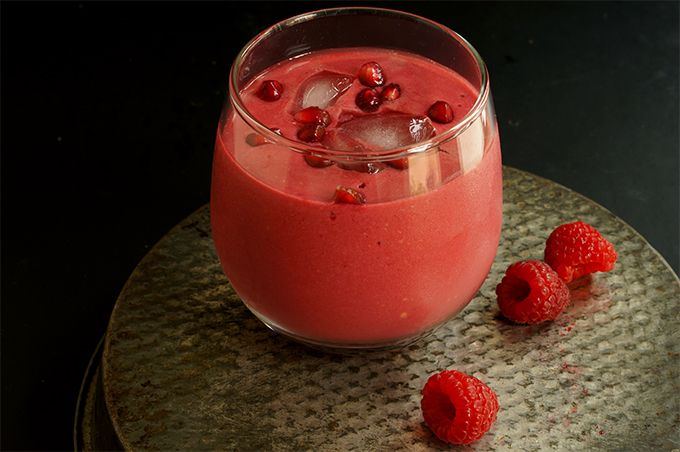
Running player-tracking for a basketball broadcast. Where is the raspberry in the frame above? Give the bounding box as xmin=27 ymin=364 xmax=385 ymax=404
xmin=544 ymin=221 xmax=617 ymax=283
xmin=496 ymin=260 xmax=570 ymax=324
xmin=421 ymin=370 xmax=499 ymax=445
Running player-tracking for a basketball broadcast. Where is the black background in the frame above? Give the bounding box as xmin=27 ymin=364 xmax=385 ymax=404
xmin=2 ymin=2 xmax=678 ymax=450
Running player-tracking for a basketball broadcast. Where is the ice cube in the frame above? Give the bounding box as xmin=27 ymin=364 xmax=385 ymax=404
xmin=294 ymin=71 xmax=354 ymax=110
xmin=323 ymin=112 xmax=436 ymax=152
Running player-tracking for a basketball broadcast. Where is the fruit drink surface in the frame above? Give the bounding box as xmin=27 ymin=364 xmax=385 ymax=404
xmin=211 ymin=47 xmax=502 ymax=345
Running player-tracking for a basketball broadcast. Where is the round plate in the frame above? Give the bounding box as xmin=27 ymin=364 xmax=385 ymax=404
xmin=94 ymin=167 xmax=679 ymax=451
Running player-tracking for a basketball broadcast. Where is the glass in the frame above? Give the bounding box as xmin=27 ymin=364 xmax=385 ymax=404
xmin=210 ymin=7 xmax=503 ymax=351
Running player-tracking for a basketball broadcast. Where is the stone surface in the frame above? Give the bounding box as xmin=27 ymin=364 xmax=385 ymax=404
xmin=101 ymin=167 xmax=680 ymax=451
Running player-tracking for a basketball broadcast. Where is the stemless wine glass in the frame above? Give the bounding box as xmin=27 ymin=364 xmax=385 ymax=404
xmin=210 ymin=7 xmax=502 ymax=351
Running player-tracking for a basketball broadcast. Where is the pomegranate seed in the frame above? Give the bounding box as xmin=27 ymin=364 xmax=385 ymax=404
xmin=427 ymin=100 xmax=454 ymax=123
xmin=245 ymin=133 xmax=268 ymax=147
xmin=256 ymin=80 xmax=283 ymax=101
xmin=337 ymin=162 xmax=385 ymax=174
xmin=334 ymin=186 xmax=366 ymax=204
xmin=358 ymin=62 xmax=385 ymax=87
xmin=380 ymin=83 xmax=401 ymax=101
xmin=294 ymin=107 xmax=331 ymax=127
xmin=297 ymin=124 xmax=326 ymax=143
xmin=355 ymin=88 xmax=381 ymax=112
xmin=386 ymin=158 xmax=409 ymax=169
xmin=303 ymin=154 xmax=333 ymax=168
xmin=337 ymin=110 xmax=362 ymax=124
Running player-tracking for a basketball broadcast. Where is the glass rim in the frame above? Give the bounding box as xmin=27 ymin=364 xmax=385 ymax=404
xmin=228 ymin=6 xmax=490 ymax=161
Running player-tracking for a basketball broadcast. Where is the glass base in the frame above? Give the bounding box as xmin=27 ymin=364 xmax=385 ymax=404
xmin=248 ymin=308 xmax=444 ymax=354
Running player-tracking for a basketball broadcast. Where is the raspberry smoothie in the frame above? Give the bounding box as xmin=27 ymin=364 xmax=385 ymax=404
xmin=211 ymin=47 xmax=502 ymax=347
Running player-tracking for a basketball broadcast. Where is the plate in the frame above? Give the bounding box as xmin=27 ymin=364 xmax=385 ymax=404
xmin=82 ymin=167 xmax=680 ymax=450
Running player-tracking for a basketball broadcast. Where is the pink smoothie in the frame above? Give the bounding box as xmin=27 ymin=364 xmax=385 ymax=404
xmin=211 ymin=48 xmax=502 ymax=346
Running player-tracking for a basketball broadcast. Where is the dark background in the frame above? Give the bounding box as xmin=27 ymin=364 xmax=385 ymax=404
xmin=2 ymin=2 xmax=678 ymax=450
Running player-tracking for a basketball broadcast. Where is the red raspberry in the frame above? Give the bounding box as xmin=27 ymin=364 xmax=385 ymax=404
xmin=421 ymin=370 xmax=499 ymax=445
xmin=496 ymin=260 xmax=570 ymax=324
xmin=544 ymin=221 xmax=617 ymax=283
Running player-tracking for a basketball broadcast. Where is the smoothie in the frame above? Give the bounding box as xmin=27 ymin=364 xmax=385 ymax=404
xmin=211 ymin=47 xmax=502 ymax=346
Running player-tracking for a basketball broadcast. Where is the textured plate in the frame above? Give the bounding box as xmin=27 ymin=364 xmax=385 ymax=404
xmin=100 ymin=167 xmax=680 ymax=451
